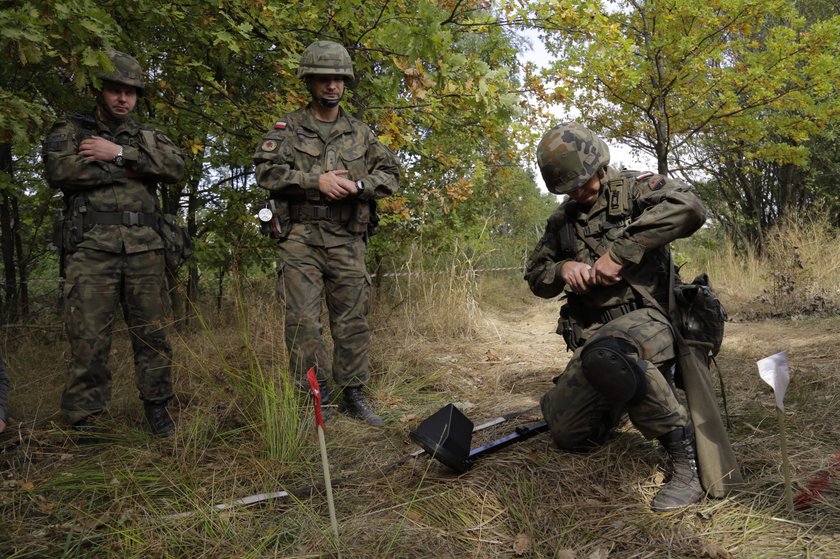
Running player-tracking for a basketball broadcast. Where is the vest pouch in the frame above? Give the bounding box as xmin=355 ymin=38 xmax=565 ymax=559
xmin=558 ymin=303 xmax=583 ymax=351
xmin=346 ymin=200 xmax=370 ymax=234
xmin=158 ymin=214 xmax=193 ymax=271
xmin=259 ymin=198 xmax=291 ymax=240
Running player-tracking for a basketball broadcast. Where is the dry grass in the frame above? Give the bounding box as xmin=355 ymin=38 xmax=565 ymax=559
xmin=2 ymin=225 xmax=840 ymax=558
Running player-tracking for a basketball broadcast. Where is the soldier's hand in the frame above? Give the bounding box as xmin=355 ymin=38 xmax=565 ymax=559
xmin=78 ymin=136 xmax=121 ymax=162
xmin=319 ymin=170 xmax=357 ymax=201
xmin=560 ymin=261 xmax=594 ymax=294
xmin=591 ymin=252 xmax=623 ymax=286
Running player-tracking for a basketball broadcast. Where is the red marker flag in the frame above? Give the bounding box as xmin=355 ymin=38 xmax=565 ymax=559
xmin=305 ymin=366 xmax=340 ymax=548
xmin=306 ymin=367 xmax=324 ymax=429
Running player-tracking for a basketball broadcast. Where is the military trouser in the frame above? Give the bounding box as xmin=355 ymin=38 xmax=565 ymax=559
xmin=61 ymin=248 xmax=173 ymax=424
xmin=276 ymin=237 xmax=372 ymax=389
xmin=540 ymin=308 xmax=689 ymax=451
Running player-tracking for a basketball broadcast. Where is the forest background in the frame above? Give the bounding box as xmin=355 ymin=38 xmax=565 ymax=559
xmin=1 ymin=1 xmax=840 ymax=558
xmin=1 ymin=0 xmax=838 ymax=322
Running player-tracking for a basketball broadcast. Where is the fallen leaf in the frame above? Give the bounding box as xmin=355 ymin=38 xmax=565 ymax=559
xmin=588 ymin=547 xmax=609 ymax=559
xmin=513 ymin=533 xmax=531 ymax=556
xmin=556 ymin=550 xmax=576 ymax=559
xmin=701 ymin=543 xmax=733 ymax=559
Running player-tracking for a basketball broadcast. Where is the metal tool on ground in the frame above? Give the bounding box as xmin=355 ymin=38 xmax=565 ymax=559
xmin=306 ymin=367 xmax=341 ymax=554
xmin=409 ymin=403 xmax=548 ymax=473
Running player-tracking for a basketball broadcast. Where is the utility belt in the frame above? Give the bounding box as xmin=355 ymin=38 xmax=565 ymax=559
xmin=260 ymin=199 xmax=374 ymax=240
xmin=288 ymin=203 xmax=354 ymax=223
xmin=559 ymin=297 xmax=644 ymax=351
xmin=54 ymin=197 xmax=162 ymax=256
xmin=595 ymin=300 xmax=643 ymax=325
xmin=85 ymin=211 xmax=158 ymax=227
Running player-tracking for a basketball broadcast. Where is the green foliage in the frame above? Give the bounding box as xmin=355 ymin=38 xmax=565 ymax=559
xmin=522 ymin=0 xmax=840 ymax=251
xmin=3 ymin=1 xmax=543 ymax=310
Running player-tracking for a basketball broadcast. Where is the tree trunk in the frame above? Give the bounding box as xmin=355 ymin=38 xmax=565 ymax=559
xmin=0 ymin=144 xmax=17 ymax=323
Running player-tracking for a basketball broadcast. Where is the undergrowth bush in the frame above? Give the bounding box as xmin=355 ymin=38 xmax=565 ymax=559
xmin=675 ymin=214 xmax=840 ymax=318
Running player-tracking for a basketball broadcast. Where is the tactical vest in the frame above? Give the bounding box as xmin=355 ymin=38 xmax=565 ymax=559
xmin=559 ymin=170 xmax=667 ymax=334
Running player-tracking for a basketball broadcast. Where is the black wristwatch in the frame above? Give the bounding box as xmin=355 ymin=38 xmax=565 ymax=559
xmin=355 ymin=180 xmax=365 ymax=194
xmin=113 ymin=146 xmax=124 ymax=167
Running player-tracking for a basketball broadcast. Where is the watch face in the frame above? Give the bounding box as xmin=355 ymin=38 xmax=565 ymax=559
xmin=258 ymin=208 xmax=274 ymax=222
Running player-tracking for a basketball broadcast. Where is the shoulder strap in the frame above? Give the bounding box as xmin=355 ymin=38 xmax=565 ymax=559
xmin=140 ymin=128 xmax=156 ymax=148
xmin=559 ymin=201 xmax=579 ymax=260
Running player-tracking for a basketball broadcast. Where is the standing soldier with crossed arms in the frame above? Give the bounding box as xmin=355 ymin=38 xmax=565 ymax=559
xmin=44 ymin=51 xmax=184 ymax=439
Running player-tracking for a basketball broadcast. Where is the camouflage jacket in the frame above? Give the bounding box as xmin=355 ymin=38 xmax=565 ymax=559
xmin=44 ymin=109 xmax=184 ymax=254
xmin=253 ymin=105 xmax=400 ymax=247
xmin=524 ymin=166 xmax=706 ymax=323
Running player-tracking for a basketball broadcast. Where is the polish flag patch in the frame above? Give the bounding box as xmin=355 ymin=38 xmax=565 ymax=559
xmin=274 ymin=121 xmax=287 ymax=129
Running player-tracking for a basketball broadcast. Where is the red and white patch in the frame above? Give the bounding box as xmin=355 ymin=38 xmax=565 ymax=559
xmin=261 ymin=140 xmax=278 ymax=152
xmin=274 ymin=121 xmax=287 ymax=129
xmin=636 ymin=172 xmax=654 ymax=180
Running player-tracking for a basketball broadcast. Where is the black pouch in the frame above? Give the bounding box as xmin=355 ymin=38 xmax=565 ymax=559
xmin=673 ymin=273 xmax=726 ymax=359
xmin=558 ymin=304 xmax=583 ymax=351
xmin=67 ymin=196 xmax=87 ymax=248
xmin=158 ymin=214 xmax=194 ymax=271
xmin=259 ymin=198 xmax=291 ymax=240
xmin=346 ymin=200 xmax=371 ymax=234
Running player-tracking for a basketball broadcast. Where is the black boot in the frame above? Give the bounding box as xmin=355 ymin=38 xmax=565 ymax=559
xmin=144 ymin=401 xmax=175 ymax=436
xmin=341 ymin=387 xmax=384 ymax=427
xmin=318 ymin=381 xmax=333 ymax=421
xmin=652 ymin=423 xmax=704 ymax=512
xmin=73 ymin=415 xmax=105 ymax=446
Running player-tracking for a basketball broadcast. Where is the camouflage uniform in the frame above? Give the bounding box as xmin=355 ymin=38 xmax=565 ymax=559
xmin=44 ymin=108 xmax=184 ymax=424
xmin=525 ymin=164 xmax=707 ymax=450
xmin=254 ymin=106 xmax=400 ymax=390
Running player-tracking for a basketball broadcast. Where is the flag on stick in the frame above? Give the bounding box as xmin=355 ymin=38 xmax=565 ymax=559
xmin=306 ymin=367 xmax=341 ymax=555
xmin=757 ymin=352 xmax=794 ymax=512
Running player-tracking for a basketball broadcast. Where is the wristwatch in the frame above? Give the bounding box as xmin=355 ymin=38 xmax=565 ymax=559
xmin=113 ymin=146 xmax=124 ymax=167
xmin=355 ymin=180 xmax=365 ymax=194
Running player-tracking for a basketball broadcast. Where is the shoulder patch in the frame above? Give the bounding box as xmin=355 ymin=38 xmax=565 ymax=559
xmin=46 ymin=133 xmax=68 ymax=152
xmin=261 ymin=139 xmax=278 ymax=152
xmin=635 ymin=172 xmax=654 ymax=180
xmin=274 ymin=121 xmax=287 ymax=129
xmin=649 ymin=176 xmax=667 ymax=190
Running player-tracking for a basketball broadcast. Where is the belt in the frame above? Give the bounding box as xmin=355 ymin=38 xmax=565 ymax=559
xmin=86 ymin=211 xmax=157 ymax=227
xmin=598 ymin=300 xmax=643 ymax=324
xmin=289 ymin=203 xmax=353 ymax=222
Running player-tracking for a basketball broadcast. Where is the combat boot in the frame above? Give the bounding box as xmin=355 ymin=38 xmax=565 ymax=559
xmin=144 ymin=400 xmax=175 ymax=436
xmin=652 ymin=423 xmax=704 ymax=512
xmin=318 ymin=381 xmax=334 ymax=421
xmin=73 ymin=415 xmax=105 ymax=446
xmin=341 ymin=387 xmax=384 ymax=427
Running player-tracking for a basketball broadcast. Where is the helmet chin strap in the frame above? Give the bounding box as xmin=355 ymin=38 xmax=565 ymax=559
xmin=315 ymin=97 xmax=341 ymax=108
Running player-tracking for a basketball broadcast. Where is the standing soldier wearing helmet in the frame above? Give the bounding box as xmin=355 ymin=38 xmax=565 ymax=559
xmin=524 ymin=122 xmax=707 ymax=511
xmin=44 ymin=51 xmax=184 ymax=439
xmin=254 ymin=40 xmax=400 ymax=426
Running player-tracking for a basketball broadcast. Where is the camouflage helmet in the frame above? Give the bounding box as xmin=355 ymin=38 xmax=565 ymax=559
xmin=98 ymin=50 xmax=145 ymax=95
xmin=537 ymin=122 xmax=610 ymax=194
xmin=296 ymin=40 xmax=354 ymax=81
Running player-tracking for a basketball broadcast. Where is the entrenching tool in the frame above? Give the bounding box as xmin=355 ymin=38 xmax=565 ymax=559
xmin=409 ymin=403 xmax=548 ymax=473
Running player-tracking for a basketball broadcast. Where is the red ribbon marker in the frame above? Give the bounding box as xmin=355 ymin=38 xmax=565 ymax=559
xmin=305 ymin=367 xmax=340 ymax=553
xmin=306 ymin=367 xmax=325 ymax=429
xmin=794 ymin=451 xmax=840 ymax=511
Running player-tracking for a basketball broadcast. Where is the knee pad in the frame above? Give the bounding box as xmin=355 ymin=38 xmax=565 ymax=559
xmin=581 ymin=337 xmax=646 ymax=404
